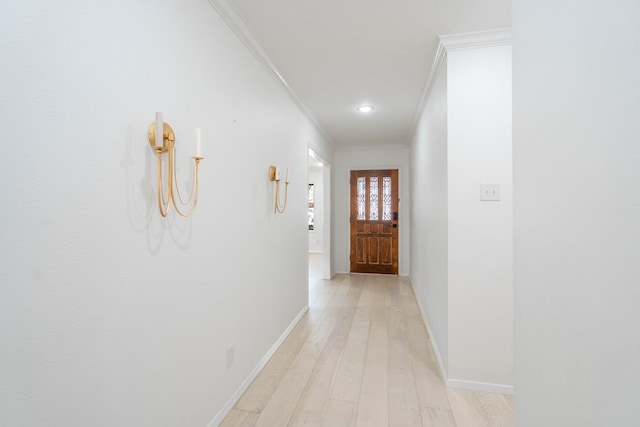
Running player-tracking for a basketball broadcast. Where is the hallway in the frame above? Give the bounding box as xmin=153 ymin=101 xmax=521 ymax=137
xmin=220 ymin=271 xmax=513 ymax=426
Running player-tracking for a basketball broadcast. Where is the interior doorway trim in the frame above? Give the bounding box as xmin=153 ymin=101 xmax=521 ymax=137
xmin=308 ymin=148 xmax=332 ymax=281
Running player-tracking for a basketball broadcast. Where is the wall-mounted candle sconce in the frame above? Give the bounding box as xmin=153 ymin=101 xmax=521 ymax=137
xmin=148 ymin=112 xmax=204 ymax=217
xmin=269 ymin=165 xmax=289 ymax=213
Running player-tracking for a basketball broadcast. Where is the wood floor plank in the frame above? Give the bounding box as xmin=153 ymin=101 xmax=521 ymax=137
xmin=474 ymin=390 xmax=513 ymax=427
xmin=218 ymin=409 xmax=259 ymax=427
xmin=446 ymin=388 xmax=513 ymax=427
xmin=312 ymin=281 xmax=341 ymax=310
xmin=252 ymin=324 xmax=331 ymax=426
xmin=322 ymin=399 xmax=357 ymax=427
xmin=351 ymin=274 xmax=370 ymax=315
xmin=386 ymin=276 xmax=401 ymax=308
xmin=504 ymin=394 xmax=514 ymax=410
xmin=329 ymin=317 xmax=369 ymax=403
xmin=401 ymin=295 xmax=433 ymax=354
xmin=387 ymin=301 xmax=422 ymax=426
xmin=398 ymin=276 xmax=413 ymax=296
xmin=329 ymin=278 xmax=372 ymax=402
xmin=446 ymin=388 xmax=490 ymax=427
xmin=324 ymin=279 xmax=362 ymax=351
xmin=412 ymin=354 xmax=451 ymax=411
xmin=234 ymin=312 xmax=317 ymax=412
xmin=253 ymin=282 xmax=349 ymax=427
xmin=420 ymin=407 xmax=457 ymax=427
xmin=355 ymin=278 xmax=388 ymax=427
xmin=354 ymin=324 xmax=388 ymax=427
xmin=309 ymin=283 xmax=324 ymax=307
xmin=367 ymin=276 xmax=388 ymax=322
xmin=400 ymin=294 xmax=451 ymax=413
xmin=288 ymin=348 xmax=343 ymax=426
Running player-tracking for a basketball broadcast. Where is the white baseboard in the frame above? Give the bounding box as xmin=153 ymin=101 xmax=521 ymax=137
xmin=412 ymin=292 xmax=450 ymax=388
xmin=410 ymin=282 xmax=514 ymax=396
xmin=446 ymin=378 xmax=514 ymax=395
xmin=207 ymin=306 xmax=309 ymax=427
xmin=333 ymin=270 xmax=409 ymax=276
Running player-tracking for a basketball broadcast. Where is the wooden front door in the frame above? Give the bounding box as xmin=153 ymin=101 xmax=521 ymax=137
xmin=350 ymin=169 xmax=399 ymax=274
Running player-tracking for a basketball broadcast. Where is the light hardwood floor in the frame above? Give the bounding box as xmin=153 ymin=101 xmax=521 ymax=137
xmin=220 ymin=256 xmax=513 ymax=426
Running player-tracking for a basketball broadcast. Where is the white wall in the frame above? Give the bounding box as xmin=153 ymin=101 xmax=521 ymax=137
xmin=308 ymin=166 xmax=324 ymax=252
xmin=0 ymin=1 xmax=332 ymax=426
xmin=333 ymin=147 xmax=410 ymax=275
xmin=410 ymin=60 xmax=449 ymax=372
xmin=446 ymin=42 xmax=513 ymax=389
xmin=513 ymin=1 xmax=640 ymax=425
xmin=409 ymin=30 xmax=513 ymax=393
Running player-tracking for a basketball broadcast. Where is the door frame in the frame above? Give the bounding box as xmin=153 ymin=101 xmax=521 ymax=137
xmin=308 ymin=148 xmax=332 ymax=287
xmin=346 ymin=165 xmax=403 ymax=275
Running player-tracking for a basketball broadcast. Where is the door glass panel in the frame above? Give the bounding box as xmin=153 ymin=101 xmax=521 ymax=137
xmin=383 ymin=176 xmax=392 ymax=221
xmin=369 ymin=177 xmax=379 ymax=220
xmin=357 ymin=176 xmax=366 ymax=220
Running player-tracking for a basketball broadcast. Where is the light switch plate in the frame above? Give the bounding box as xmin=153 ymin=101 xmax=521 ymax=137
xmin=480 ymin=183 xmax=500 ymax=201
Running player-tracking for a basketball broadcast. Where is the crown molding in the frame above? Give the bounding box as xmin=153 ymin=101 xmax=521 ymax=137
xmin=336 ymin=143 xmax=409 ymax=152
xmin=408 ymin=28 xmax=512 ymax=143
xmin=407 ymin=39 xmax=447 ymax=142
xmin=439 ymin=27 xmax=512 ymax=52
xmin=206 ymin=0 xmax=335 ymax=147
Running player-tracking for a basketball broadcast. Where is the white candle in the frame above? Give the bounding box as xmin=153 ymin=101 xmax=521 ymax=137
xmin=195 ymin=128 xmax=201 ymax=157
xmin=285 ymin=167 xmax=289 ymax=182
xmin=275 ymin=165 xmax=281 ymax=181
xmin=155 ymin=112 xmax=163 ymax=147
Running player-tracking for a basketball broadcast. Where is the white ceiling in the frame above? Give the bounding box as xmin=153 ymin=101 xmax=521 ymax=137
xmin=226 ymin=0 xmax=511 ymax=148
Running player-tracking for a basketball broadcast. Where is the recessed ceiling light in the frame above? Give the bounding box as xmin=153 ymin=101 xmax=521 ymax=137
xmin=357 ymin=105 xmax=374 ymax=113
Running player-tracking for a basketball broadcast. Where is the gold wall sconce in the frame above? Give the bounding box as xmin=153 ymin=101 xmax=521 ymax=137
xmin=148 ymin=112 xmax=204 ymax=217
xmin=269 ymin=165 xmax=289 ymax=213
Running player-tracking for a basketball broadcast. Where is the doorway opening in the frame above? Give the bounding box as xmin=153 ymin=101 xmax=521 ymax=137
xmin=308 ymin=148 xmax=331 ymax=305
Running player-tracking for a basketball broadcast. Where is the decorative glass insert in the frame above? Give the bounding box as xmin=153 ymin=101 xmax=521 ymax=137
xmin=383 ymin=177 xmax=392 ymax=220
xmin=369 ymin=177 xmax=379 ymax=220
xmin=357 ymin=177 xmax=366 ymax=220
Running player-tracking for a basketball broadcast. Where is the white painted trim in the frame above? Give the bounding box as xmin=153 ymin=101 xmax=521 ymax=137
xmin=206 ymin=0 xmax=335 ymax=147
xmin=439 ymin=27 xmax=512 ymax=52
xmin=447 ymin=378 xmax=514 ymax=396
xmin=336 ymin=144 xmax=409 ymax=152
xmin=408 ymin=38 xmax=448 ymax=140
xmin=412 ymin=288 xmax=450 ymax=386
xmin=411 ymin=282 xmax=514 ymax=396
xmin=408 ymin=27 xmax=512 ymax=144
xmin=322 ymin=163 xmax=332 ymax=281
xmin=207 ymin=306 xmax=309 ymax=427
